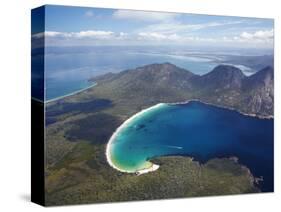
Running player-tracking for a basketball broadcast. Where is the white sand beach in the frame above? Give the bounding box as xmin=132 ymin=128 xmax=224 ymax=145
xmin=105 ymin=103 xmax=165 ymax=174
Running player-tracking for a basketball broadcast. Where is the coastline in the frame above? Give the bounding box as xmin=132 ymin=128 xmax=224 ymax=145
xmin=105 ymin=103 xmax=165 ymax=174
xmin=106 ymin=99 xmax=273 ymax=175
xmin=167 ymin=99 xmax=273 ymax=120
xmin=45 ymin=82 xmax=97 ymax=104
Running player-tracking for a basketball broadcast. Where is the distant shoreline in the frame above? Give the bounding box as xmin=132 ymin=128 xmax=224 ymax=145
xmin=168 ymin=99 xmax=273 ymax=120
xmin=45 ymin=82 xmax=97 ymax=104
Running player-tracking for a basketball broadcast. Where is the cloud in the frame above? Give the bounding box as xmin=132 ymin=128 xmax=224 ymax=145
xmin=112 ymin=10 xmax=178 ymax=22
xmin=221 ymin=29 xmax=274 ymax=45
xmin=239 ymin=29 xmax=273 ymax=41
xmin=137 ymin=32 xmax=180 ymax=41
xmin=138 ymin=20 xmax=243 ymax=34
xmin=32 ymin=28 xmax=274 ymax=48
xmin=32 ymin=30 xmax=115 ymax=40
xmin=135 ymin=32 xmax=219 ymax=44
xmin=32 ymin=30 xmax=130 ymax=46
xmin=45 ymin=31 xmax=64 ymax=37
xmin=212 ymin=29 xmax=274 ymax=48
xmin=32 ymin=31 xmax=63 ymax=38
xmin=85 ymin=10 xmax=94 ymax=17
xmin=75 ymin=30 xmax=114 ymax=38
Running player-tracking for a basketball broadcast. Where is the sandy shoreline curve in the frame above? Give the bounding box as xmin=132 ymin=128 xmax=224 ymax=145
xmin=106 ymin=99 xmax=273 ymax=175
xmin=105 ymin=103 xmax=165 ymax=174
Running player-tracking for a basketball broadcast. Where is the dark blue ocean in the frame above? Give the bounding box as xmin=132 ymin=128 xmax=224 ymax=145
xmin=109 ymin=101 xmax=274 ymax=192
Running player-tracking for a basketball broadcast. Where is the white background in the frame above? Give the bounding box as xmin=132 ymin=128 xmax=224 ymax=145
xmin=0 ymin=0 xmax=280 ymax=211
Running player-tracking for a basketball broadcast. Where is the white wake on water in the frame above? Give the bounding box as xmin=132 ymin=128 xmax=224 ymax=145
xmin=163 ymin=145 xmax=183 ymax=150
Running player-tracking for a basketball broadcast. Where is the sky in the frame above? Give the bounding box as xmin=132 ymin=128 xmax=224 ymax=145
xmin=32 ymin=5 xmax=274 ymax=49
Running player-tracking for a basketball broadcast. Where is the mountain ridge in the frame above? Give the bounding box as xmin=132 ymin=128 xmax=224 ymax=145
xmin=88 ymin=62 xmax=273 ymax=117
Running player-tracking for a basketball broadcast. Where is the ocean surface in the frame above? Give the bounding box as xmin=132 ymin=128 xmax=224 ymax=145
xmin=108 ymin=101 xmax=274 ymax=192
xmin=44 ymin=46 xmax=258 ymax=101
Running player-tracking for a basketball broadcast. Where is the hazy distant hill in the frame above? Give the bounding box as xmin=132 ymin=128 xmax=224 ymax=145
xmin=90 ymin=63 xmax=274 ymax=117
xmin=222 ymin=54 xmax=273 ymax=71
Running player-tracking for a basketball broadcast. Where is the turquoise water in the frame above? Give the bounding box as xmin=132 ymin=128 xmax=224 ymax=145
xmin=108 ymin=101 xmax=273 ymax=192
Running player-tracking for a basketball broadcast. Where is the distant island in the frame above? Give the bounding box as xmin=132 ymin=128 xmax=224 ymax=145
xmin=45 ymin=63 xmax=273 ymax=205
